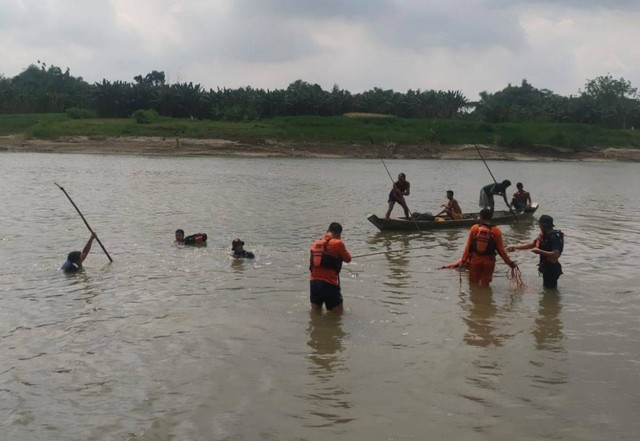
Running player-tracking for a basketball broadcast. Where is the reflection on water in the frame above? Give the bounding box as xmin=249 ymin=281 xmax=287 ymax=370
xmin=534 ymin=291 xmax=564 ymax=351
xmin=460 ymin=285 xmax=507 ymax=347
xmin=304 ymin=312 xmax=353 ymax=427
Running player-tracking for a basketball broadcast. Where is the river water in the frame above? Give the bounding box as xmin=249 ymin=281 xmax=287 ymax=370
xmin=1 ymin=152 xmax=639 ymax=441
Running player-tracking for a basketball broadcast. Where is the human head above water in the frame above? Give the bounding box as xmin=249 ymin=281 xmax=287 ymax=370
xmin=328 ymin=222 xmax=343 ymax=236
xmin=67 ymin=251 xmax=82 ymax=264
xmin=479 ymin=208 xmax=493 ymax=221
xmin=232 ymin=238 xmax=245 ymax=251
xmin=538 ymin=214 xmax=554 ymax=229
xmin=175 ymin=229 xmax=184 ymax=241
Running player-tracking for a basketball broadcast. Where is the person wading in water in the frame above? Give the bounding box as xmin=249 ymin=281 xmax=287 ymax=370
xmin=309 ymin=222 xmax=352 ymax=314
xmin=508 ymin=214 xmax=563 ymax=289
xmin=461 ymin=208 xmax=517 ymax=287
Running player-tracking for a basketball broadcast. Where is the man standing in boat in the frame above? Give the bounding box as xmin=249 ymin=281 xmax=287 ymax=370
xmin=461 ymin=208 xmax=517 ymax=287
xmin=309 ymin=222 xmax=352 ymax=314
xmin=479 ymin=180 xmax=511 ymax=213
xmin=385 ymin=172 xmax=411 ymax=219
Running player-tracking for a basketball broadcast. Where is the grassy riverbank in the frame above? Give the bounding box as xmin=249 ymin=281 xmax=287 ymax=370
xmin=2 ymin=113 xmax=640 ymax=151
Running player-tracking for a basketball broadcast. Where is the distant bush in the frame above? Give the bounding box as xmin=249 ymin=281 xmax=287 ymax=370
xmin=65 ymin=107 xmax=96 ymax=119
xmin=132 ymin=109 xmax=159 ymax=124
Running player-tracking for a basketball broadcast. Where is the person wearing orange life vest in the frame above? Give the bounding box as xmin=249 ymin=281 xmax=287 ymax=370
xmin=508 ymin=215 xmax=563 ymax=289
xmin=385 ymin=173 xmax=411 ymax=219
xmin=461 ymin=208 xmax=517 ymax=287
xmin=309 ymin=222 xmax=352 ymax=314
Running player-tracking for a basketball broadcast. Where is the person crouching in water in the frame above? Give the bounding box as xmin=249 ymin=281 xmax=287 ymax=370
xmin=309 ymin=222 xmax=352 ymax=314
xmin=461 ymin=208 xmax=516 ymax=287
xmin=232 ymin=238 xmax=255 ymax=259
xmin=61 ymin=233 xmax=96 ymax=273
xmin=508 ymin=215 xmax=563 ymax=289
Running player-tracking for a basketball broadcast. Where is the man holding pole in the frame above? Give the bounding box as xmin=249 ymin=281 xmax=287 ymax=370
xmin=385 ymin=172 xmax=411 ymax=219
xmin=479 ymin=180 xmax=511 ymax=213
xmin=61 ymin=233 xmax=97 ymax=272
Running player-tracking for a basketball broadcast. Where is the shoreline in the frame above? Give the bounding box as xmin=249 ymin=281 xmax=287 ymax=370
xmin=2 ymin=135 xmax=640 ymax=161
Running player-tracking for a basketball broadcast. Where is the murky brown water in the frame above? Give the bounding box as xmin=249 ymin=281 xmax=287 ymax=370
xmin=1 ymin=153 xmax=639 ymax=440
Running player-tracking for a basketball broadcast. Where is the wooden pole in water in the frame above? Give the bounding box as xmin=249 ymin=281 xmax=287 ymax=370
xmin=55 ymin=182 xmax=113 ymax=262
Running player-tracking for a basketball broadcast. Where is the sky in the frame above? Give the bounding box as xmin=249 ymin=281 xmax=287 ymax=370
xmin=1 ymin=0 xmax=639 ymax=100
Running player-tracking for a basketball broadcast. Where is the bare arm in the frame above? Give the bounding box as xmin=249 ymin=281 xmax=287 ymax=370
xmin=80 ymin=233 xmax=96 ymax=263
xmin=531 ymin=248 xmax=560 ymax=262
xmin=507 ymin=240 xmax=536 ymax=252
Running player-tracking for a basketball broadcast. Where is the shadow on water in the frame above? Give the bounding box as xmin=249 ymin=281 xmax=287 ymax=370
xmin=303 ymin=312 xmax=354 ymax=427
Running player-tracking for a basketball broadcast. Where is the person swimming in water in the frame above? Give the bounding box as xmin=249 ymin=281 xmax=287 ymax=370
xmin=232 ymin=238 xmax=255 ymax=259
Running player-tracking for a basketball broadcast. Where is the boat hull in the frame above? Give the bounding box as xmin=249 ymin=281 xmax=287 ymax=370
xmin=367 ymin=204 xmax=539 ymax=231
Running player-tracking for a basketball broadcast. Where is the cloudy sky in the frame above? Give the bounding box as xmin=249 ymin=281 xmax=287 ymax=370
xmin=1 ymin=0 xmax=638 ymax=99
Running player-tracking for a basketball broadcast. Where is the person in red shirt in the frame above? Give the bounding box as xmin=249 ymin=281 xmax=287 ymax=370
xmin=309 ymin=222 xmax=352 ymax=314
xmin=461 ymin=208 xmax=516 ymax=287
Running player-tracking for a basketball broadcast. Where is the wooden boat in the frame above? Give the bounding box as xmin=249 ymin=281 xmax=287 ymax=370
xmin=367 ymin=203 xmax=539 ymax=231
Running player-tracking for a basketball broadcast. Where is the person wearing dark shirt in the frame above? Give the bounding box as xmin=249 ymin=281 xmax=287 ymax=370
xmin=510 ymin=182 xmax=532 ymax=211
xmin=479 ymin=180 xmax=511 ymax=212
xmin=61 ymin=233 xmax=96 ymax=272
xmin=385 ymin=173 xmax=411 ymax=219
xmin=508 ymin=214 xmax=564 ymax=289
xmin=232 ymin=238 xmax=255 ymax=259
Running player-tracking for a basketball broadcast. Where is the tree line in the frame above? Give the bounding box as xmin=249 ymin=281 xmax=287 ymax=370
xmin=1 ymin=61 xmax=638 ymax=129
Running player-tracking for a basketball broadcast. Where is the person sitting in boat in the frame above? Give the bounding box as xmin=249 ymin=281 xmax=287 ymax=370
xmin=61 ymin=233 xmax=96 ymax=272
xmin=385 ymin=172 xmax=411 ymax=219
xmin=435 ymin=190 xmax=463 ymax=219
xmin=479 ymin=180 xmax=511 ymax=213
xmin=510 ymin=182 xmax=532 ymax=211
xmin=175 ymin=229 xmax=208 ymax=246
xmin=232 ymin=238 xmax=255 ymax=259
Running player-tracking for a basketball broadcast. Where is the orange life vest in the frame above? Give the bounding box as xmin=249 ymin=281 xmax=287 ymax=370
xmin=471 ymin=224 xmax=497 ymax=255
xmin=309 ymin=237 xmax=343 ymax=273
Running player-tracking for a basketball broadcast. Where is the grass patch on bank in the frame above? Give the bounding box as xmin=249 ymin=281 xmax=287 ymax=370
xmin=1 ymin=113 xmax=640 ymax=150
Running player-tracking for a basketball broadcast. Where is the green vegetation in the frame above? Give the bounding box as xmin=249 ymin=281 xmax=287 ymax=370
xmin=2 ymin=62 xmax=639 ymax=151
xmin=2 ymin=113 xmax=639 ymax=151
xmin=3 ymin=62 xmax=639 ymax=131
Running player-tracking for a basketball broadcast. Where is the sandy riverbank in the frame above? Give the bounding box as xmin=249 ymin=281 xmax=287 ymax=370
xmin=1 ymin=134 xmax=640 ymax=161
